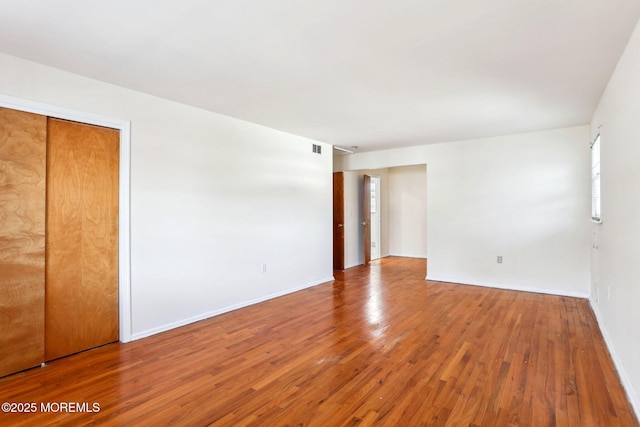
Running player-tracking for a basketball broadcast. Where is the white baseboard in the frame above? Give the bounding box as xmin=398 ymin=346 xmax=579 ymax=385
xmin=589 ymin=299 xmax=640 ymax=420
xmin=343 ymin=262 xmax=361 ymax=269
xmin=425 ymin=275 xmax=589 ymax=299
xmin=131 ymin=276 xmax=334 ymax=341
xmin=388 ymin=253 xmax=427 ymax=259
xmin=424 ymin=275 xmax=637 ymax=419
xmin=343 ymin=254 xmax=424 ymax=270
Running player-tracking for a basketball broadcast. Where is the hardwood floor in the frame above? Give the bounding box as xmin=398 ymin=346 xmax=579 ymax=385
xmin=0 ymin=257 xmax=637 ymax=426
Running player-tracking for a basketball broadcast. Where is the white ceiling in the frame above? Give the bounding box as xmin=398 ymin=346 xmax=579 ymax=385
xmin=1 ymin=1 xmax=639 ymax=152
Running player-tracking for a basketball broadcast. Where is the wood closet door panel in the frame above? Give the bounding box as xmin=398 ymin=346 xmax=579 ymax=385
xmin=45 ymin=118 xmax=119 ymax=360
xmin=0 ymin=107 xmax=47 ymax=377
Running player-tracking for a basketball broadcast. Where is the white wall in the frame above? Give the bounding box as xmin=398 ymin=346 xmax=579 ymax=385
xmin=337 ymin=126 xmax=591 ymax=297
xmin=388 ymin=165 xmax=427 ymax=258
xmin=590 ymin=18 xmax=640 ymax=415
xmin=0 ymin=53 xmax=334 ymax=339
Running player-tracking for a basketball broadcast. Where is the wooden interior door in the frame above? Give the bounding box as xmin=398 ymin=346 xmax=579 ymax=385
xmin=363 ymin=174 xmax=371 ymax=266
xmin=0 ymin=108 xmax=47 ymax=377
xmin=45 ymin=118 xmax=119 ymax=360
xmin=333 ymin=172 xmax=345 ymax=270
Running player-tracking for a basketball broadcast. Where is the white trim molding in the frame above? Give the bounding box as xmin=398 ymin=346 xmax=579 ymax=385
xmin=425 ymin=275 xmax=590 ymax=299
xmin=131 ymin=276 xmax=335 ymax=341
xmin=0 ymin=93 xmax=133 ymax=343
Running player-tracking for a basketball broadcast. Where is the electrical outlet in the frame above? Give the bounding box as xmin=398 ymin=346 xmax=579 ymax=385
xmin=261 ymin=264 xmax=267 ymax=273
xmin=497 ymin=256 xmax=503 ymax=264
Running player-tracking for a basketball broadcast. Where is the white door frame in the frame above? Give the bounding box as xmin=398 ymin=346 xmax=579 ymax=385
xmin=370 ymin=175 xmax=382 ymax=260
xmin=0 ymin=93 xmax=132 ymax=343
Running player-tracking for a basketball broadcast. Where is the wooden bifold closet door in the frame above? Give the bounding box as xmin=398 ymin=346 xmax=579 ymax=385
xmin=0 ymin=108 xmax=47 ymax=377
xmin=45 ymin=118 xmax=119 ymax=361
xmin=0 ymin=107 xmax=119 ymax=377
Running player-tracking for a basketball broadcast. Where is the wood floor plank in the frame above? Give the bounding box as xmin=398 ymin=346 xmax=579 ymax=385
xmin=0 ymin=257 xmax=637 ymax=426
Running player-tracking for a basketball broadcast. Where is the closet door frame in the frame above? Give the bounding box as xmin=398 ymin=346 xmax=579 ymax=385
xmin=0 ymin=94 xmax=132 ymax=343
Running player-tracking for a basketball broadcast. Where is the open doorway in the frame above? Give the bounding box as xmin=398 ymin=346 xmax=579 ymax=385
xmin=338 ymin=166 xmax=426 ymax=269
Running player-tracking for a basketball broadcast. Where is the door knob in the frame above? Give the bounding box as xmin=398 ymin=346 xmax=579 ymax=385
xmin=337 ymin=224 xmax=343 ymax=227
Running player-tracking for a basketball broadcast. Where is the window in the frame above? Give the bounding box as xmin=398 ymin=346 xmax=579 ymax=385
xmin=591 ymin=134 xmax=601 ymax=222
